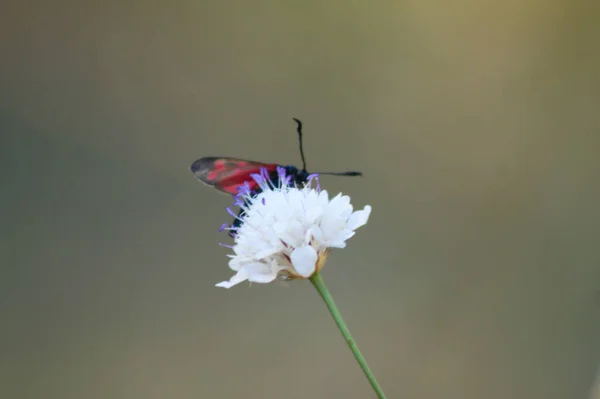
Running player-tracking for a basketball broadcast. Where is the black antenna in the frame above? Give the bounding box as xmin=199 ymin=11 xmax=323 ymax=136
xmin=292 ymin=117 xmax=363 ymax=177
xmin=292 ymin=118 xmax=307 ymax=172
xmin=317 ymin=171 xmax=363 ymax=177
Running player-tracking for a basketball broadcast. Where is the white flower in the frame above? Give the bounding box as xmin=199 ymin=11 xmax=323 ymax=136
xmin=216 ymin=167 xmax=371 ymax=288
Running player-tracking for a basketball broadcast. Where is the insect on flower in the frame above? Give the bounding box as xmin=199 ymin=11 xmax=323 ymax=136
xmin=190 ymin=119 xmax=363 ymax=234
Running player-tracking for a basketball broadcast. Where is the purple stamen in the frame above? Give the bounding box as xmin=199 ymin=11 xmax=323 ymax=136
xmin=236 ymin=184 xmax=250 ymax=196
xmin=219 ymin=242 xmax=234 ymax=249
xmin=232 ymin=195 xmax=245 ymax=207
xmin=219 ymin=223 xmax=228 ymax=232
xmin=306 ymin=174 xmax=320 ymax=191
xmin=250 ymin=173 xmax=264 ymax=186
xmin=261 ymin=197 xmax=266 ymax=205
xmin=226 ymin=207 xmax=240 ymax=220
xmin=276 ymin=166 xmax=287 ymax=184
xmin=260 ymin=167 xmax=269 ymax=179
xmin=260 ymin=166 xmax=276 ymax=189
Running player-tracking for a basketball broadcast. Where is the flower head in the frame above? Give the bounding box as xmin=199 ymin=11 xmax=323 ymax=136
xmin=216 ymin=167 xmax=371 ymax=288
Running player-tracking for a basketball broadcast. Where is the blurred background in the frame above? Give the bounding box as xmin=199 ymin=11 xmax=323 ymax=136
xmin=1 ymin=1 xmax=599 ymax=398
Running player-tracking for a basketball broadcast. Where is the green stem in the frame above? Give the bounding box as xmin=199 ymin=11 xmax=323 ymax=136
xmin=309 ymin=272 xmax=387 ymax=399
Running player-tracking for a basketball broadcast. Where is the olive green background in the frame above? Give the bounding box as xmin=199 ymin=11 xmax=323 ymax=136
xmin=2 ymin=1 xmax=599 ymax=398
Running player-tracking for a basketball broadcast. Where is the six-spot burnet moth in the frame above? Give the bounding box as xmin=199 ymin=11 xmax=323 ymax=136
xmin=190 ymin=118 xmax=362 ymax=235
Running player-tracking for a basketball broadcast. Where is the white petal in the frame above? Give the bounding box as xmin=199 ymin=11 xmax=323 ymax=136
xmin=304 ymin=191 xmax=326 ymax=223
xmin=274 ymin=219 xmax=304 ymax=248
xmin=327 ymin=241 xmax=347 ymax=249
xmin=326 ymin=231 xmax=353 ymax=248
xmin=347 ymin=205 xmax=371 ymax=230
xmin=255 ymin=246 xmax=280 ymax=260
xmin=306 ymin=225 xmax=323 ymax=245
xmin=318 ymin=190 xmax=329 ymax=203
xmin=216 ymin=268 xmax=249 ymax=289
xmin=290 ymin=246 xmax=318 ymax=277
xmin=328 ymin=193 xmax=351 ymax=212
xmin=243 ymin=261 xmax=280 ymax=284
xmin=319 ymin=213 xmax=347 ymax=242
